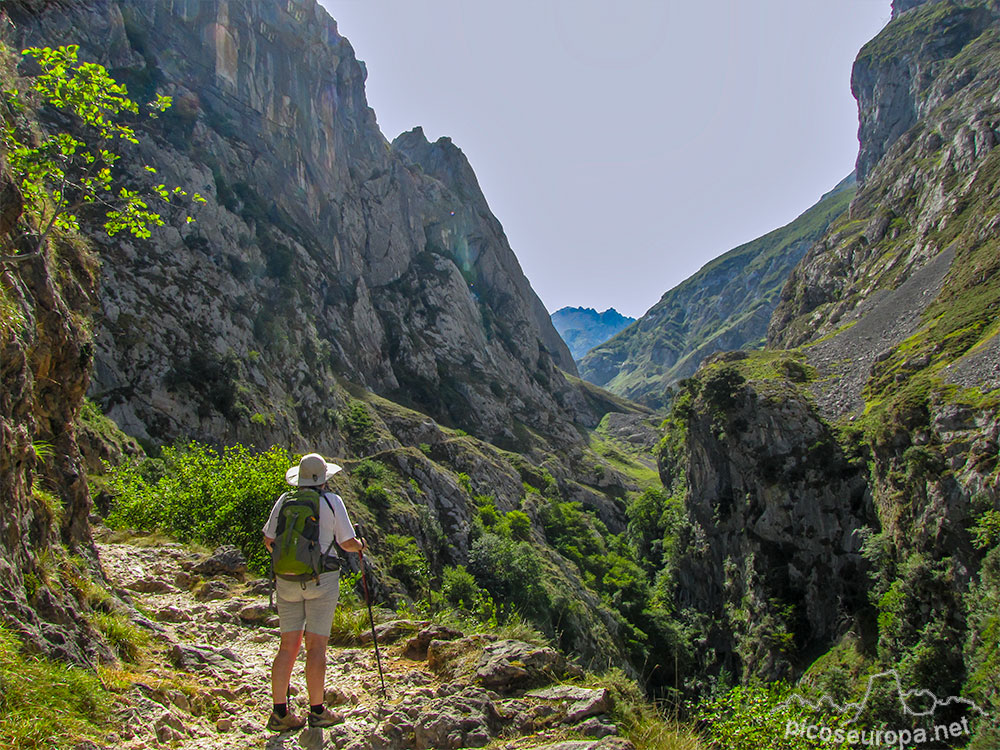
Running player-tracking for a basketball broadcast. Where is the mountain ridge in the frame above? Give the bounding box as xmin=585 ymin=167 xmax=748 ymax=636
xmin=550 ymin=307 xmax=636 ymax=362
xmin=578 ymin=174 xmax=856 ymax=408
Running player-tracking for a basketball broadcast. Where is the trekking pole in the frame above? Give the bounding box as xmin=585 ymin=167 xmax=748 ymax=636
xmin=356 ymin=525 xmax=386 ymax=700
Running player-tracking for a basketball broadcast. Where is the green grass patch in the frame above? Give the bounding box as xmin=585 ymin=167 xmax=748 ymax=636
xmin=89 ymin=611 xmax=150 ymax=664
xmin=587 ymin=667 xmax=707 ymax=750
xmin=0 ymin=627 xmax=113 ymax=749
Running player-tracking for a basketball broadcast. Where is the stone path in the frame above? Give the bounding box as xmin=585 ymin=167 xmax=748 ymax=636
xmin=93 ymin=535 xmax=633 ymax=750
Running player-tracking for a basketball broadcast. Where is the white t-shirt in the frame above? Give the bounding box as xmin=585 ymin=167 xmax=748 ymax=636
xmin=262 ymin=488 xmax=356 ymax=554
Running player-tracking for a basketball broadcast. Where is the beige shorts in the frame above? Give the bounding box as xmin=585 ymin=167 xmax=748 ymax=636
xmin=275 ymin=570 xmax=341 ymax=635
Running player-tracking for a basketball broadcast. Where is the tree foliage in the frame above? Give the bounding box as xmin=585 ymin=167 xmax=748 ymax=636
xmin=1 ymin=44 xmax=204 ymax=260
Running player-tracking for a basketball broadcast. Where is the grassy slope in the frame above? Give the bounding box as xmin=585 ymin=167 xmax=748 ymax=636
xmin=579 ymin=177 xmax=855 ymax=409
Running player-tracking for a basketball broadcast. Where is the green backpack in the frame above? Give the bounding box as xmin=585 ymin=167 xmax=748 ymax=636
xmin=271 ymin=487 xmax=338 ymax=583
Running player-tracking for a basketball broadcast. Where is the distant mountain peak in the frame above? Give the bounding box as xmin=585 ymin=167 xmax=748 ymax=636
xmin=551 ymin=307 xmax=636 ymax=362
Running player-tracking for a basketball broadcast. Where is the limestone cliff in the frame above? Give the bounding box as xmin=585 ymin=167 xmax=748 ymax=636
xmin=658 ymin=357 xmax=872 ymax=684
xmin=10 ymin=0 xmax=585 ymax=452
xmin=676 ymin=1 xmax=1000 ymax=735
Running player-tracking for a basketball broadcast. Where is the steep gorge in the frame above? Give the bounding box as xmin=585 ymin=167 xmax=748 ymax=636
xmin=0 ymin=0 xmax=660 ymax=698
xmin=3 ymin=0 xmax=1000 ymax=747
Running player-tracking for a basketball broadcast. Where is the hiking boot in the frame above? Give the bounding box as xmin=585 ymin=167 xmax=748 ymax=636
xmin=266 ymin=710 xmax=306 ymax=732
xmin=307 ymin=707 xmax=344 ymax=728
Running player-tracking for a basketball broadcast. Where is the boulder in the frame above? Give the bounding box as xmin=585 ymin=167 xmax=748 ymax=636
xmin=191 ymin=546 xmax=247 ymax=579
xmin=194 ymin=579 xmax=232 ymax=601
xmin=151 ymin=605 xmax=191 ymax=623
xmin=238 ymin=602 xmax=272 ymax=623
xmin=525 ymin=686 xmax=613 ymax=723
xmin=475 ymin=640 xmax=566 ymax=693
xmin=404 ymin=623 xmax=464 ymax=660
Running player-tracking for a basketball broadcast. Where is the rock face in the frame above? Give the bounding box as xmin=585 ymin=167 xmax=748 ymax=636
xmin=892 ymin=0 xmax=940 ymax=19
xmin=11 ymin=0 xmax=588 ymax=451
xmin=660 ymin=365 xmax=871 ymax=682
xmin=852 ymin=1 xmax=995 ymax=183
xmin=579 ymin=177 xmax=855 ymax=409
xmin=550 ymin=307 xmax=636 ymax=362
xmin=741 ymin=0 xmax=1000 ymax=732
xmin=0 ymin=139 xmax=107 ymax=662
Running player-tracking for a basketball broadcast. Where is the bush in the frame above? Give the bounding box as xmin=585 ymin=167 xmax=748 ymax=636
xmin=441 ymin=564 xmax=479 ymax=609
xmin=468 ymin=533 xmax=549 ymax=620
xmin=353 ymin=458 xmax=388 ymax=484
xmin=702 ymin=366 xmax=746 ymax=412
xmin=343 ymin=400 xmax=377 ymax=451
xmin=383 ymin=534 xmax=427 ymax=593
xmin=106 ymin=442 xmax=292 ymax=574
xmin=696 ymin=683 xmax=852 ymax=750
xmin=504 ymin=509 xmax=532 ymax=541
xmin=361 ymin=483 xmax=391 ymax=510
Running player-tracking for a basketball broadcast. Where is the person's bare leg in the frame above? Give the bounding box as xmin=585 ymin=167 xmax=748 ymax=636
xmin=304 ymin=630 xmax=330 ymax=706
xmin=271 ymin=630 xmax=304 ymax=704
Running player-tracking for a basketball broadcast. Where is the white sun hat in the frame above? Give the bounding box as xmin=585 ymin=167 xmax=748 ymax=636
xmin=285 ymin=453 xmax=342 ymax=486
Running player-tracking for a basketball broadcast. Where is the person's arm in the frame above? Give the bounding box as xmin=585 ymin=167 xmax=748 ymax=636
xmin=262 ymin=494 xmax=284 ymax=553
xmin=328 ymin=492 xmax=366 ymax=553
xmin=339 ymin=536 xmax=367 ymax=553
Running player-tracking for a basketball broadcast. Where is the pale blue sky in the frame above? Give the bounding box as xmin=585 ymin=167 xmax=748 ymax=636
xmin=320 ymin=1 xmax=891 ymax=318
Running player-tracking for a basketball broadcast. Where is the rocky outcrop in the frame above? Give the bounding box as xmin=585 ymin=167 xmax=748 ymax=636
xmin=660 ymin=363 xmax=872 ymax=682
xmin=10 ymin=0 xmax=589 ymax=451
xmin=852 ymin=0 xmax=995 ymax=183
xmin=893 ymin=0 xmax=945 ymax=20
xmin=772 ymin=0 xmax=1000 ymax=368
xmin=752 ymin=1 xmax=1000 ymax=735
xmin=579 ymin=177 xmax=854 ymax=409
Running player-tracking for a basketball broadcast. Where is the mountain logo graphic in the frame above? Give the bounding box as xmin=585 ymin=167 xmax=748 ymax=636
xmin=774 ymin=670 xmax=989 ymax=724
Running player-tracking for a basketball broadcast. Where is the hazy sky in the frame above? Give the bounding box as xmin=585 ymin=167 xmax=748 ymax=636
xmin=320 ymin=1 xmax=891 ymax=319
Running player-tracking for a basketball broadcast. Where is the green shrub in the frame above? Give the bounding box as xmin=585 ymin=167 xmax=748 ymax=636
xmin=361 ymin=483 xmax=391 ymax=510
xmin=964 ymin=546 xmax=1000 ymax=744
xmin=106 ymin=442 xmax=292 ymax=574
xmin=343 ymin=400 xmax=377 ymax=451
xmin=504 ymin=509 xmax=532 ymax=541
xmin=353 ymin=458 xmax=388 ymax=484
xmin=701 ymin=366 xmax=746 ymax=412
xmin=696 ymin=683 xmax=852 ymax=750
xmin=468 ymin=533 xmax=549 ymax=620
xmin=383 ymin=534 xmax=427 ymax=593
xmin=971 ymin=509 xmax=1000 ymax=550
xmin=441 ymin=564 xmax=479 ymax=609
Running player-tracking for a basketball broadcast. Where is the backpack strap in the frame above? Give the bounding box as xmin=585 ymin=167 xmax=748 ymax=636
xmin=319 ymin=492 xmax=340 ymax=572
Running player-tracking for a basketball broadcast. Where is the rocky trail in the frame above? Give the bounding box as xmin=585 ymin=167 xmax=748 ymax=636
xmin=92 ymin=533 xmax=634 ymax=750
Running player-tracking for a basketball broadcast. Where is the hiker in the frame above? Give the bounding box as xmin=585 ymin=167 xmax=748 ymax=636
xmin=261 ymin=452 xmax=367 ymax=732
